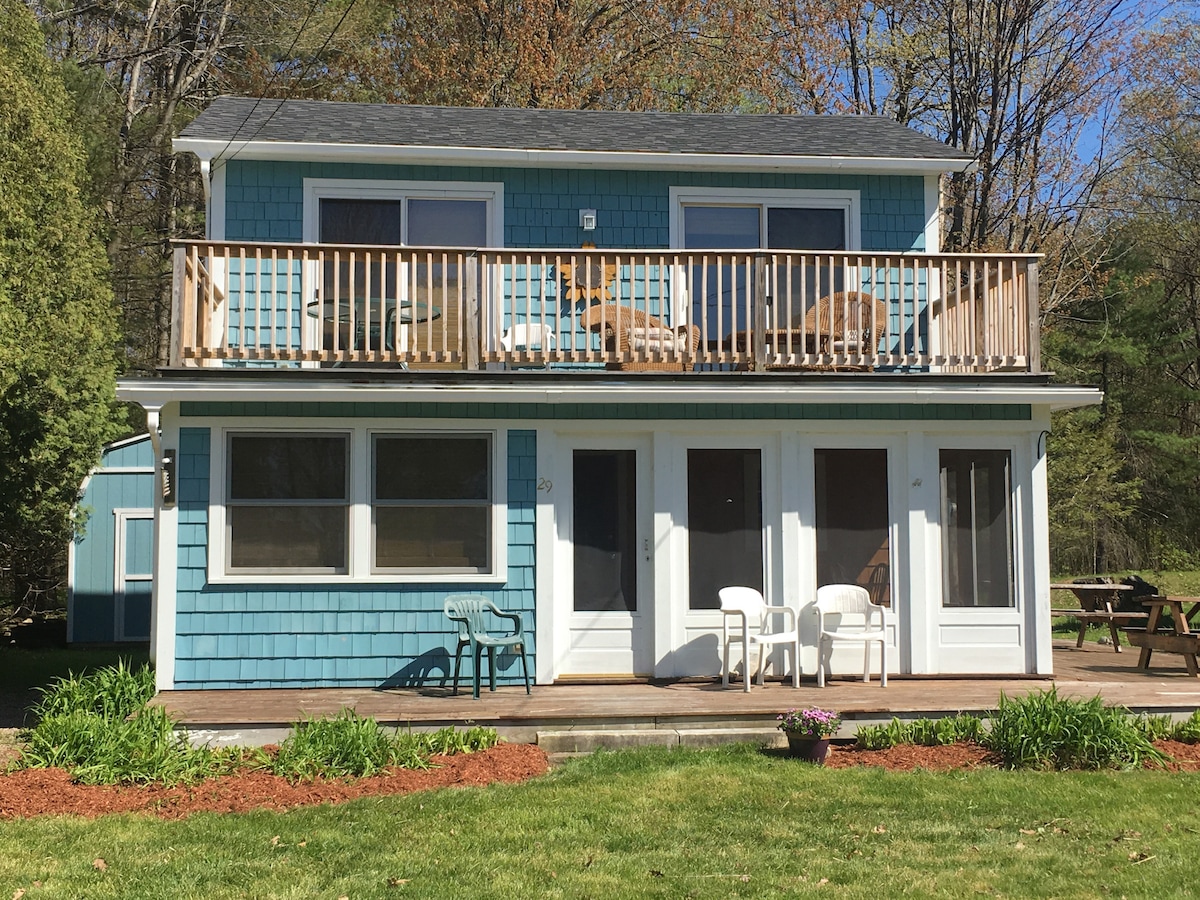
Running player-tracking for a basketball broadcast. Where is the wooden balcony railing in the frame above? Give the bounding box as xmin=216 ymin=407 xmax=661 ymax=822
xmin=171 ymin=241 xmax=1040 ymax=373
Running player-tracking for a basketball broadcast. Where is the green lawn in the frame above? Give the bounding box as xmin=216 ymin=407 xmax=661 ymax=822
xmin=1 ymin=745 xmax=1197 ymax=899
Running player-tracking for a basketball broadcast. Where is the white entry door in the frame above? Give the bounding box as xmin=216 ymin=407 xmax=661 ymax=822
xmin=934 ymin=448 xmax=1026 ymax=672
xmin=557 ymin=437 xmax=654 ymax=678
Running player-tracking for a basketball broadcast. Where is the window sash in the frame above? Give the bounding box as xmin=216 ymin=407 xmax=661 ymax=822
xmin=371 ymin=433 xmax=494 ymax=574
xmin=225 ymin=433 xmax=350 ymax=574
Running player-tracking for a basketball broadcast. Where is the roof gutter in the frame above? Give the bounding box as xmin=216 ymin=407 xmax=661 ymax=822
xmin=175 ymin=138 xmax=978 ymax=176
xmin=117 ymin=377 xmax=1099 ymax=412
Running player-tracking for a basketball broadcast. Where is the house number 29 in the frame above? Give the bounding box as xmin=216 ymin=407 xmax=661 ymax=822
xmin=537 ymin=476 xmax=553 ymax=493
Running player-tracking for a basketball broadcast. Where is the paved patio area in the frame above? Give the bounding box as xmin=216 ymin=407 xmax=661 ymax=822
xmin=156 ymin=641 xmax=1200 ymax=746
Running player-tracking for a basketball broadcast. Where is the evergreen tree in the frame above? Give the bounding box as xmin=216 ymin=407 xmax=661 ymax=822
xmin=0 ymin=0 xmax=124 ymax=612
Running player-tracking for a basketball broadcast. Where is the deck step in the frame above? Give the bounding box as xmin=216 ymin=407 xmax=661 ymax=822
xmin=537 ymin=727 xmax=787 ymax=753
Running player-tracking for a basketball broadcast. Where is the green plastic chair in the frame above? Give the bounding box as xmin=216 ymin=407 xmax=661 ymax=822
xmin=443 ymin=594 xmax=531 ymax=699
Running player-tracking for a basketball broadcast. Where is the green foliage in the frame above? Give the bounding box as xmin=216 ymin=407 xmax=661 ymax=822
xmin=1170 ymin=710 xmax=1200 ymax=743
xmin=17 ymin=665 xmax=499 ymax=784
xmin=1131 ymin=713 xmax=1174 ymax=741
xmin=31 ymin=657 xmax=154 ymax=721
xmin=270 ymin=712 xmax=500 ymax=781
xmin=0 ymin=0 xmax=123 ymax=610
xmin=855 ymin=714 xmax=984 ymax=750
xmin=1045 ymin=405 xmax=1142 ymax=574
xmin=1135 ymin=709 xmax=1200 ymax=744
xmin=20 ymin=705 xmax=236 ymax=785
xmin=418 ymin=725 xmax=500 ymax=756
xmin=984 ymin=689 xmax=1165 ymax=770
xmin=271 ymin=710 xmax=427 ymax=780
xmin=18 ymin=660 xmax=230 ymax=785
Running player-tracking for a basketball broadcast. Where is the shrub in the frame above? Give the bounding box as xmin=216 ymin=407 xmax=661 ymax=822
xmin=854 ymin=714 xmax=984 ymax=750
xmin=19 ymin=662 xmax=233 ymax=785
xmin=21 ymin=706 xmax=233 ymax=785
xmin=270 ymin=712 xmax=502 ymax=781
xmin=32 ymin=658 xmax=154 ymax=721
xmin=418 ymin=725 xmax=500 ymax=756
xmin=984 ymin=689 xmax=1165 ymax=770
xmin=1172 ymin=710 xmax=1200 ymax=743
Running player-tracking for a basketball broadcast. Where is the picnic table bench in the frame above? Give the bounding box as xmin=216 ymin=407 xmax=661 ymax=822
xmin=1049 ymin=582 xmax=1148 ymax=653
xmin=1125 ymin=596 xmax=1200 ymax=677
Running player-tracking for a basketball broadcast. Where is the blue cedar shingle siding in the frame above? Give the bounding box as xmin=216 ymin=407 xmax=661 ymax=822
xmin=70 ymin=436 xmax=155 ymax=643
xmin=172 ymin=428 xmax=537 ymax=689
xmin=223 ymin=161 xmax=930 ymax=252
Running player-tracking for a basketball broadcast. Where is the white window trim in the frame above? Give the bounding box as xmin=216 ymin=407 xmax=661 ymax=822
xmin=207 ymin=422 xmax=508 ymax=585
xmin=668 ymin=186 xmax=861 ymax=251
xmin=302 ymin=178 xmax=504 ymax=247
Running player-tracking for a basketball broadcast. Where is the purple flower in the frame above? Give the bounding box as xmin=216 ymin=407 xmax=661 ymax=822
xmin=777 ymin=707 xmax=841 ymax=738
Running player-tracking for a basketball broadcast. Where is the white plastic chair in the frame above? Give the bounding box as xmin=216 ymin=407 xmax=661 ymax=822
xmin=814 ymin=584 xmax=888 ymax=687
xmin=500 ymin=323 xmax=556 ymax=353
xmin=718 ymin=586 xmax=800 ymax=692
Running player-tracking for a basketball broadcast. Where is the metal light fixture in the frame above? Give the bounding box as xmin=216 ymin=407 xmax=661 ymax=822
xmin=579 ymin=208 xmax=597 ymax=231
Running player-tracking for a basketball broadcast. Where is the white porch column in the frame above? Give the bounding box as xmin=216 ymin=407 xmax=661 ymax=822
xmin=1029 ymin=411 xmax=1054 ymax=674
xmin=651 ymin=430 xmax=675 ymax=678
xmin=534 ymin=426 xmax=558 ymax=685
xmin=905 ymin=430 xmax=939 ymax=674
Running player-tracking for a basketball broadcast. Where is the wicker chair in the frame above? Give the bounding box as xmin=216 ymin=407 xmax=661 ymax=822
xmin=579 ymin=303 xmax=701 ymax=372
xmin=799 ymin=291 xmax=887 ymax=370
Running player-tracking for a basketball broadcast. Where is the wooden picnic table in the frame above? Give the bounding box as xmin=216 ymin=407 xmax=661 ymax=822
xmin=1049 ymin=582 xmax=1146 ymax=653
xmin=1126 ymin=596 xmax=1200 ymax=676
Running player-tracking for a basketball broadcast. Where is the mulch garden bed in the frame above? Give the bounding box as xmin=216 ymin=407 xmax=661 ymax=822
xmin=1 ymin=739 xmax=1198 ymax=820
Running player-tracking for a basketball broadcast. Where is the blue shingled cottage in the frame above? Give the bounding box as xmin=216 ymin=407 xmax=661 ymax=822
xmin=68 ymin=433 xmax=155 ymax=643
xmin=117 ymin=99 xmax=1100 ymax=692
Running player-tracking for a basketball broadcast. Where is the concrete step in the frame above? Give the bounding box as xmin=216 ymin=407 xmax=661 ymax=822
xmin=537 ymin=727 xmax=787 ymax=753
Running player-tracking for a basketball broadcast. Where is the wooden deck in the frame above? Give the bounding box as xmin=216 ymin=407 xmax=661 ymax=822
xmin=156 ymin=642 xmax=1200 ymax=744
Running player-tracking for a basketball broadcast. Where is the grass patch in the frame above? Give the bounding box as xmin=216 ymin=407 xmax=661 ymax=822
xmin=1 ymin=745 xmax=1198 ymax=898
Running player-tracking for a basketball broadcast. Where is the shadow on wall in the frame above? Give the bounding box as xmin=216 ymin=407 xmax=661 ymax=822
xmin=658 ymin=633 xmax=721 ymax=679
xmin=379 ymin=648 xmax=452 ymax=689
xmin=377 ymin=646 xmax=532 ymax=689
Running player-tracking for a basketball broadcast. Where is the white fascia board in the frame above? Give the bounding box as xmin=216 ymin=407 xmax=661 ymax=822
xmin=117 ymin=377 xmax=1100 ymax=412
xmin=175 ymin=138 xmax=977 ymax=176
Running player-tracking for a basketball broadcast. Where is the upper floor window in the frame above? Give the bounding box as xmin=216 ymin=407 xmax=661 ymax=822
xmin=669 ymin=187 xmax=859 ymax=251
xmin=303 ymin=179 xmax=503 ymax=248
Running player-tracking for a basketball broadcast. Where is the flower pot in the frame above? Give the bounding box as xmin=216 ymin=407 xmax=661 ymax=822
xmin=785 ymin=735 xmax=831 ymax=764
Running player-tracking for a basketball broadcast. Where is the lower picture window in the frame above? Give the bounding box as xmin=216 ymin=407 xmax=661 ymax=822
xmin=226 ymin=434 xmax=349 ymax=573
xmin=373 ymin=434 xmax=492 ymax=572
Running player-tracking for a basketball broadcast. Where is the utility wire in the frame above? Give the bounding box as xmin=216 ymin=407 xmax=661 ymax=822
xmin=212 ymin=0 xmax=360 ymax=165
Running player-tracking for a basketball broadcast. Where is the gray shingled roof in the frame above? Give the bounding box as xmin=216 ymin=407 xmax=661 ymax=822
xmin=180 ymin=97 xmax=969 ymax=162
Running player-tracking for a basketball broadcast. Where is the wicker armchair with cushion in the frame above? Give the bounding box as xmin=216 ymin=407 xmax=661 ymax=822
xmin=579 ymin=303 xmax=701 ymax=371
xmin=798 ymin=291 xmax=887 ymax=370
